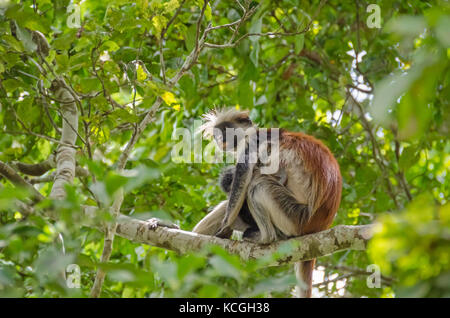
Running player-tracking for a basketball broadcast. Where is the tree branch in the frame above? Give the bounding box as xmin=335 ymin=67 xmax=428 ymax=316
xmin=28 ymin=167 xmax=89 ymax=184
xmin=319 ymin=263 xmax=395 ymax=284
xmin=0 ymin=160 xmax=45 ymax=202
xmin=11 ymin=155 xmax=56 ymax=176
xmin=10 ymin=155 xmax=88 ymax=181
xmin=114 ymin=218 xmax=373 ymax=265
xmin=49 ymin=80 xmax=78 ymax=200
xmin=1 ymin=193 xmax=374 ymax=266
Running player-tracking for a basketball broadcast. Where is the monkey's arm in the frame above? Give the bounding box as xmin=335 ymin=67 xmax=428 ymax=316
xmin=222 ymin=165 xmax=287 ymax=193
xmin=216 ymin=145 xmax=255 ymax=237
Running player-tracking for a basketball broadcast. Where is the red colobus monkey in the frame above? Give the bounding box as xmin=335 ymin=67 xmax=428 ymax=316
xmin=193 ymin=108 xmax=342 ymax=298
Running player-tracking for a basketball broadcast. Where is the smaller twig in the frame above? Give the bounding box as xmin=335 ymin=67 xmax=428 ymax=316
xmin=160 ymin=0 xmax=186 ymax=40
xmin=347 ymin=84 xmax=372 ymax=94
xmin=205 ymin=28 xmax=310 ymax=49
xmin=358 ymin=212 xmax=374 ymax=220
xmin=211 ymin=0 xmax=326 ymax=50
xmin=11 ymin=157 xmax=88 ymax=176
xmin=204 ymin=76 xmax=237 ymax=89
xmin=313 ymin=273 xmax=353 ymax=287
xmin=39 ymin=81 xmax=62 ymax=134
xmin=270 ymin=11 xmax=289 ymax=33
xmin=0 ymin=160 xmax=45 ymax=202
xmin=195 ymin=0 xmax=209 ymax=54
xmin=17 ymin=69 xmax=40 ymax=81
xmin=11 ymin=155 xmax=55 ymax=176
xmin=28 ymin=173 xmax=55 ymax=184
xmin=56 ymin=108 xmax=87 ymax=146
xmin=235 ymin=0 xmax=245 ymax=13
xmin=352 ymin=0 xmax=374 ymax=90
xmin=206 ymin=19 xmax=242 ymax=31
xmin=319 ymin=263 xmax=396 ymax=284
xmin=3 ymin=128 xmax=78 ymax=149
xmin=348 ymin=92 xmax=400 ymax=210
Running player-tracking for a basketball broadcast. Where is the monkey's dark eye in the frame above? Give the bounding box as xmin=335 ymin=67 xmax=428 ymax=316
xmin=237 ymin=117 xmax=252 ymax=124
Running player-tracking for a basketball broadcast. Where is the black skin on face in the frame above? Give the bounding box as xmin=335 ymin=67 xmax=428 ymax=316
xmin=213 ymin=117 xmax=253 ymax=150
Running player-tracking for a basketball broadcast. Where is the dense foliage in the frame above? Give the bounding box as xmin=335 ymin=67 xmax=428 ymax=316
xmin=0 ymin=0 xmax=448 ymax=297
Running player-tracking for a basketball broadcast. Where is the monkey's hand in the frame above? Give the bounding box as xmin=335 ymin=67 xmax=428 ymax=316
xmin=147 ymin=218 xmax=179 ymax=230
xmin=215 ymin=210 xmax=237 ymax=239
xmin=242 ymin=228 xmax=262 ymax=243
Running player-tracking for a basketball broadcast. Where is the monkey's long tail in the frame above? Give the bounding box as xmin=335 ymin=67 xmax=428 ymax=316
xmin=295 ymin=259 xmax=315 ymax=298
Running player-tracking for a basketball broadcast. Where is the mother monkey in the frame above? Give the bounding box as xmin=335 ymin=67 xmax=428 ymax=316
xmin=193 ymin=108 xmax=342 ymax=298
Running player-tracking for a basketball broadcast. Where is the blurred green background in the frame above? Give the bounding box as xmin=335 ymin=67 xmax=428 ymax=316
xmin=0 ymin=0 xmax=448 ymax=297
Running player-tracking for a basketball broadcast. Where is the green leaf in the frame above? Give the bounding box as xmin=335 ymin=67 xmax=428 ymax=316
xmin=209 ymin=255 xmax=241 ymax=280
xmin=249 ymin=17 xmax=262 ymax=42
xmin=294 ymin=34 xmax=304 ymax=54
xmin=55 ymin=53 xmax=69 ymax=74
xmin=101 ymin=40 xmax=120 ymax=52
xmin=250 ymin=41 xmax=260 ymax=67
xmin=105 ymin=173 xmax=128 ymax=196
xmin=2 ymin=79 xmax=22 ymax=92
xmin=14 ymin=22 xmax=37 ymax=52
xmin=1 ymin=34 xmax=23 ymax=51
xmin=399 ymin=147 xmax=419 ymax=171
xmin=184 ymin=24 xmax=197 ymax=52
xmin=386 ymin=16 xmax=427 ymax=37
xmin=238 ymin=78 xmax=253 ymax=108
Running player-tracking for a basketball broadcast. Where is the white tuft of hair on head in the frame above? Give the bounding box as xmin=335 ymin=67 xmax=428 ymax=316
xmin=197 ymin=108 xmax=219 ymax=138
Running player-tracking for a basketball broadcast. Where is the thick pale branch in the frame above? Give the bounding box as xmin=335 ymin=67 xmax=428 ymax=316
xmin=114 ymin=216 xmax=373 ymax=265
xmin=4 ymin=197 xmax=373 ymax=265
xmin=49 ymin=82 xmax=78 ymax=200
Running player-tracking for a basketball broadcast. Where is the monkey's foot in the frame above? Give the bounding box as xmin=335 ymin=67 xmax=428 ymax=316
xmin=215 ymin=226 xmax=233 ymax=239
xmin=242 ymin=228 xmax=261 ymax=242
xmin=146 ymin=218 xmax=179 ymax=230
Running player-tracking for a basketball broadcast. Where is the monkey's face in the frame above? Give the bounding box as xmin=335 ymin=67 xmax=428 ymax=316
xmin=213 ymin=117 xmax=253 ymax=151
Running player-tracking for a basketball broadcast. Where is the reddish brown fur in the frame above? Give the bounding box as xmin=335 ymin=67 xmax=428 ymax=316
xmin=298 ymin=259 xmax=316 ymax=298
xmin=281 ymin=131 xmax=342 ymax=232
xmin=281 ymin=131 xmax=342 ymax=297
